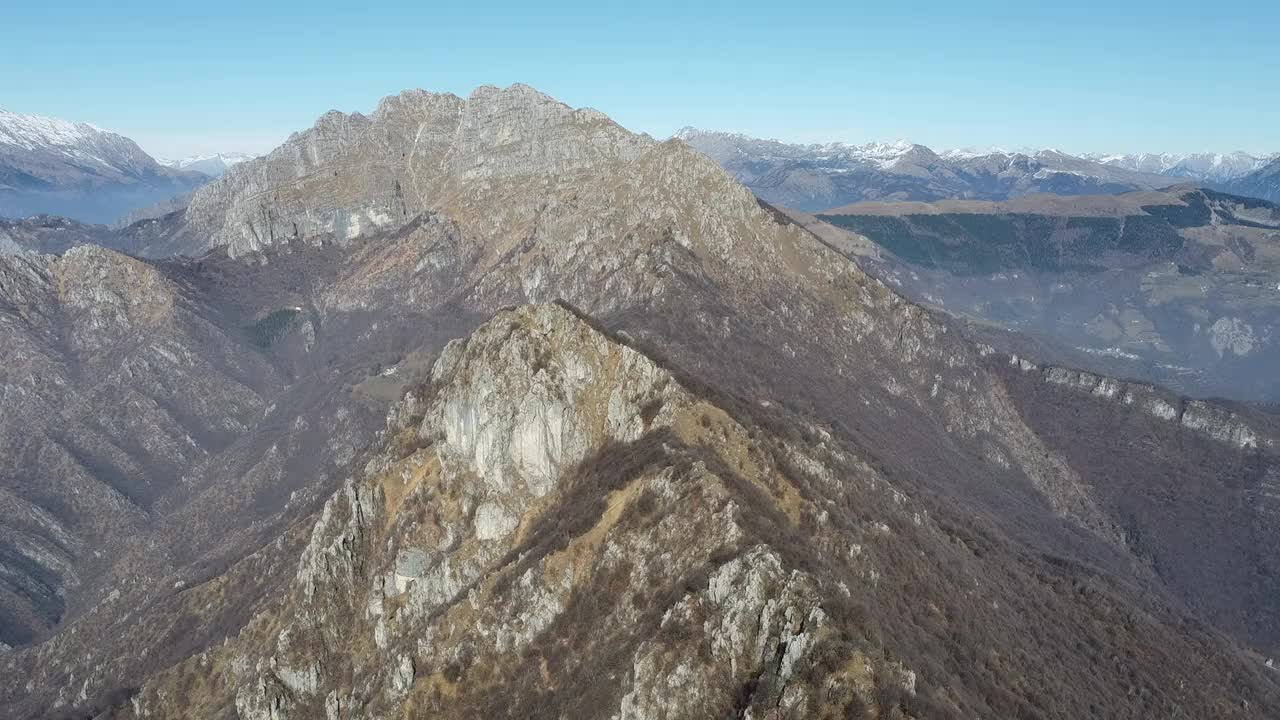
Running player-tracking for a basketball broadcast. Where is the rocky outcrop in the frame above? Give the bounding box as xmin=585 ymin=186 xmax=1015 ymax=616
xmin=1033 ymin=361 xmax=1266 ymax=449
xmin=133 ymin=304 xmax=900 ymax=719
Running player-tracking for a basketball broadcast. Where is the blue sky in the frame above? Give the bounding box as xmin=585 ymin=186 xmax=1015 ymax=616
xmin=3 ymin=1 xmax=1276 ymax=158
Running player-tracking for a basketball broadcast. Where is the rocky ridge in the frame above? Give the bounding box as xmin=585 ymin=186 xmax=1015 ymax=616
xmin=128 ymin=304 xmax=1280 ymax=719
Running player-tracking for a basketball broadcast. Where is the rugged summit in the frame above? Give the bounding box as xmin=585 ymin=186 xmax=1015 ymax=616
xmin=128 ymin=85 xmax=652 ymax=258
xmin=0 ymin=109 xmax=209 ymax=224
xmin=3 ymin=85 xmax=1279 ymax=718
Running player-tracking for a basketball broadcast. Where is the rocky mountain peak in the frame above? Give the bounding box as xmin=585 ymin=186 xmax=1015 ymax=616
xmin=165 ymin=84 xmax=655 ymax=258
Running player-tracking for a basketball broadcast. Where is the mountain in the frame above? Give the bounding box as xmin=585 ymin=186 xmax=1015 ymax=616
xmin=1089 ymin=151 xmax=1275 ymax=183
xmin=3 ymin=85 xmax=1280 ymax=718
xmin=158 ymin=152 xmax=256 ymax=177
xmin=0 ymin=109 xmax=210 ymax=224
xmin=675 ymin=128 xmax=1182 ymax=211
xmin=1226 ymin=156 xmax=1280 ymax=203
xmin=131 ymin=303 xmax=1280 ymax=720
xmin=809 ymin=187 xmax=1280 ymax=402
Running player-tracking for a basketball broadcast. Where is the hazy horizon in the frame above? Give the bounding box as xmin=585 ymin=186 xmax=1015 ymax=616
xmin=4 ymin=1 xmax=1277 ymax=159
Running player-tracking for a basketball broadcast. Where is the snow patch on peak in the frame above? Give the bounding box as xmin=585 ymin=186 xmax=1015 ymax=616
xmin=1085 ymin=151 xmax=1276 ymax=182
xmin=158 ymin=152 xmax=257 ymax=176
xmin=0 ymin=109 xmax=108 ymax=152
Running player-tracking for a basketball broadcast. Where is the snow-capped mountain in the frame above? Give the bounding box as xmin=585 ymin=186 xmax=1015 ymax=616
xmin=673 ymin=127 xmax=921 ymax=171
xmin=0 ymin=109 xmax=209 ymax=224
xmin=158 ymin=152 xmax=256 ymax=177
xmin=674 ymin=128 xmax=1178 ymax=211
xmin=1087 ymin=151 xmax=1276 ymax=183
xmin=1224 ymin=156 xmax=1280 ymax=203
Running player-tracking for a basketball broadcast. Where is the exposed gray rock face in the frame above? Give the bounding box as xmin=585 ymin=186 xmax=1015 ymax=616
xmin=146 ymin=85 xmax=650 ymax=258
xmin=614 ymin=547 xmax=825 ymax=719
xmin=137 ymin=304 xmax=862 ymax=718
xmin=1039 ymin=362 xmax=1266 ymax=449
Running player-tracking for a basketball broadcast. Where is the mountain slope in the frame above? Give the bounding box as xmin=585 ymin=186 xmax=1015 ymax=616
xmin=2 ymin=85 xmax=1278 ymax=717
xmin=0 ymin=245 xmax=282 ymax=649
xmin=0 ymin=109 xmax=209 ymax=223
xmin=675 ymin=128 xmax=1182 ymax=211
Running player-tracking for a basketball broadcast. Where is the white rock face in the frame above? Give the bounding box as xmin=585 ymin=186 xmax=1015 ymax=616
xmin=1039 ymin=362 xmax=1267 ymax=449
xmin=1181 ymin=401 xmax=1258 ymax=449
xmin=615 ymin=547 xmax=824 ymax=720
xmin=427 ymin=304 xmax=682 ymax=501
xmin=473 ymin=501 xmax=518 ymax=541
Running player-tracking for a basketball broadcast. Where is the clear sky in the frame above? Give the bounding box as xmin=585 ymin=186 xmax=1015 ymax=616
xmin=3 ymin=1 xmax=1276 ymax=158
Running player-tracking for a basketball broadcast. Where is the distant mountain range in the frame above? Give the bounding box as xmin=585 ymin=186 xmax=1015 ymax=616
xmin=157 ymin=151 xmax=256 ymax=177
xmin=676 ymin=128 xmax=1276 ymax=211
xmin=0 ymin=109 xmax=209 ymax=224
xmin=1086 ymin=151 xmax=1276 ymax=183
xmin=1225 ymin=156 xmax=1280 ymax=203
